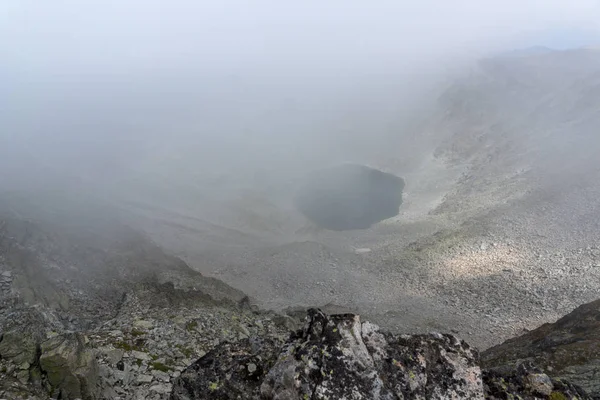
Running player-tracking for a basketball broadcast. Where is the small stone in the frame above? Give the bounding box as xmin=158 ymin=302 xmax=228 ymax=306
xmin=101 ymin=385 xmax=119 ymax=399
xmin=151 ymin=369 xmax=171 ymax=382
xmin=131 ymin=351 xmax=151 ymax=361
xmin=133 ymin=320 xmax=154 ymax=330
xmin=114 ymin=369 xmax=126 ymax=383
xmin=524 ymin=373 xmax=553 ymax=396
xmin=106 ymin=349 xmax=124 ymax=365
xmin=137 ymin=374 xmax=154 ymax=384
xmin=18 ymin=361 xmax=30 ymax=370
xmin=238 ymin=324 xmax=250 ymax=337
xmin=149 ymin=383 xmax=172 ymax=394
xmin=1 ymin=271 xmax=11 ymax=278
xmin=180 ymin=358 xmax=191 ymax=367
xmin=16 ymin=369 xmax=29 ymax=385
xmin=247 ymin=363 xmax=257 ymax=373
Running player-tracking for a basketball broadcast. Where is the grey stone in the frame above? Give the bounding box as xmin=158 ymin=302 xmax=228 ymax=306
xmin=131 ymin=350 xmax=151 ymax=361
xmin=0 ymin=331 xmax=38 ymax=365
xmin=137 ymin=374 xmax=153 ymax=384
xmin=151 ymin=369 xmax=171 ymax=382
xmin=246 ymin=363 xmax=257 ymax=373
xmin=524 ymin=373 xmax=553 ymax=396
xmin=16 ymin=369 xmax=29 ymax=385
xmin=18 ymin=362 xmax=30 ymax=370
xmin=39 ymin=332 xmax=99 ymax=400
xmin=133 ymin=320 xmax=153 ymax=330
xmin=106 ymin=349 xmax=124 ymax=365
xmin=149 ymin=383 xmax=172 ymax=394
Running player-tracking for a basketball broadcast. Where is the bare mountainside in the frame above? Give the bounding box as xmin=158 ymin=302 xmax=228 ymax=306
xmin=94 ymin=48 xmax=600 ymax=350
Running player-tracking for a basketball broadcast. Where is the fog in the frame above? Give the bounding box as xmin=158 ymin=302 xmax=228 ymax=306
xmin=4 ymin=1 xmax=600 ymax=356
xmin=1 ymin=0 xmax=600 ymax=218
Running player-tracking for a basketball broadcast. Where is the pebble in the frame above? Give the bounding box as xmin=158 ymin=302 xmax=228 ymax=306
xmin=136 ymin=374 xmax=154 ymax=384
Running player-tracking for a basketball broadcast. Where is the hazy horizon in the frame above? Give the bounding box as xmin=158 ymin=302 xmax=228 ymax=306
xmin=2 ymin=1 xmax=600 ymax=211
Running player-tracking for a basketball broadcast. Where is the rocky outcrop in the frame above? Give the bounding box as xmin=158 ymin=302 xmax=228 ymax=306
xmin=170 ymin=337 xmax=284 ymax=399
xmin=0 ymin=213 xmax=290 ymax=400
xmin=0 ymin=331 xmax=38 ymax=367
xmin=172 ymin=309 xmax=594 ymax=400
xmin=483 ymin=361 xmax=590 ymax=399
xmin=39 ymin=333 xmax=99 ymax=400
xmin=482 ymin=298 xmax=600 ymax=398
xmin=172 ymin=309 xmax=484 ymax=399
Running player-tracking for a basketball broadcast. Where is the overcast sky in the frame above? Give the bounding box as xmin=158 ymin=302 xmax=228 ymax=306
xmin=2 ymin=0 xmax=600 ymax=77
xmin=1 ymin=0 xmax=600 ymax=202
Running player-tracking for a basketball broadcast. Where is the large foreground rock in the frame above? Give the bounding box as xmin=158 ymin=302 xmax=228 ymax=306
xmin=171 ymin=309 xmax=485 ymax=399
xmin=482 ymin=298 xmax=600 ymax=398
xmin=172 ymin=309 xmax=593 ymax=400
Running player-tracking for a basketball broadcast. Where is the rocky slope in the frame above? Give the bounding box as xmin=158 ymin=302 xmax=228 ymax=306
xmin=92 ymin=48 xmax=600 ymax=353
xmin=482 ymin=298 xmax=600 ymax=398
xmin=3 ymin=48 xmax=600 ymax=399
xmin=0 ymin=210 xmax=290 ymax=399
xmin=0 ymin=207 xmax=599 ymax=399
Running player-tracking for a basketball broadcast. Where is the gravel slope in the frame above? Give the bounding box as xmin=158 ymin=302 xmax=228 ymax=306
xmin=102 ymin=48 xmax=600 ymax=350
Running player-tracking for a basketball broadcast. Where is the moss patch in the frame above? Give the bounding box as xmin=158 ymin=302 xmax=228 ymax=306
xmin=176 ymin=344 xmax=194 ymax=358
xmin=113 ymin=340 xmax=144 ymax=352
xmin=151 ymin=361 xmax=172 ymax=372
xmin=185 ymin=320 xmax=198 ymax=332
xmin=549 ymin=392 xmax=568 ymax=400
xmin=131 ymin=328 xmax=146 ymax=337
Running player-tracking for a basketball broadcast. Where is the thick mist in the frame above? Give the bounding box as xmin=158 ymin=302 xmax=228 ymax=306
xmin=4 ymin=1 xmax=600 ymax=358
xmin=1 ymin=0 xmax=600 ymax=221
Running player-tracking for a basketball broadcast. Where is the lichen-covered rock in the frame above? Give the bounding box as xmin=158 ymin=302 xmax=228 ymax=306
xmin=482 ymin=299 xmax=600 ymax=397
xmin=39 ymin=332 xmax=99 ymax=400
xmin=169 ymin=337 xmax=283 ymax=399
xmin=482 ymin=361 xmax=591 ymax=399
xmin=0 ymin=330 xmax=38 ymax=366
xmin=172 ymin=309 xmax=485 ymax=400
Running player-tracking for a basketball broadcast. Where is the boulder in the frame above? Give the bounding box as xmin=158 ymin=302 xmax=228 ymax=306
xmin=39 ymin=332 xmax=99 ymax=400
xmin=294 ymin=164 xmax=405 ymax=230
xmin=0 ymin=330 xmax=38 ymax=365
xmin=170 ymin=337 xmax=283 ymax=399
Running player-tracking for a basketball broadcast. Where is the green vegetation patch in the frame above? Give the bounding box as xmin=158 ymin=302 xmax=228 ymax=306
xmin=185 ymin=320 xmax=198 ymax=332
xmin=151 ymin=361 xmax=172 ymax=372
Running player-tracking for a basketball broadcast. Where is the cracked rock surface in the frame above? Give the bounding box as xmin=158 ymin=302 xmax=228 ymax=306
xmin=173 ymin=309 xmax=592 ymax=400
